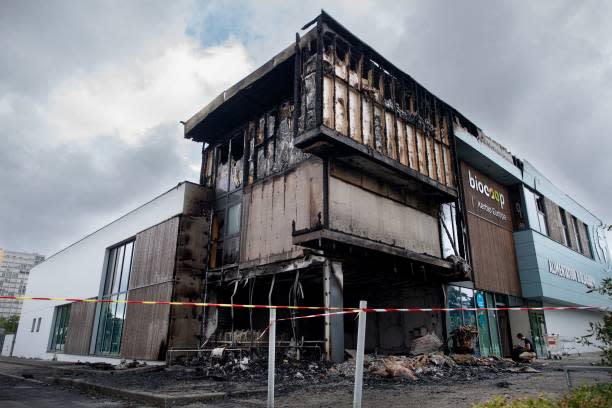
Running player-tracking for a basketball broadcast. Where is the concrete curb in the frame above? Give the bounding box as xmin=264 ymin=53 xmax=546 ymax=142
xmin=54 ymin=377 xmax=227 ymax=408
xmin=0 ymin=371 xmax=45 ymax=384
xmin=0 ymin=357 xmax=164 ymax=376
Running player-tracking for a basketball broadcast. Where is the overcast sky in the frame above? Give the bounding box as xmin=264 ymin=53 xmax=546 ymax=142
xmin=1 ymin=0 xmax=611 ymax=256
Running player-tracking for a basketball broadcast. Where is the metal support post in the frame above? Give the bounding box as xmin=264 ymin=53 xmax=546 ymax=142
xmin=353 ymin=300 xmax=367 ymax=408
xmin=267 ymin=308 xmax=276 ymax=408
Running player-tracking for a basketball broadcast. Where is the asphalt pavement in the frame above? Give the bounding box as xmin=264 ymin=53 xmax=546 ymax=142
xmin=0 ymin=360 xmax=132 ymax=408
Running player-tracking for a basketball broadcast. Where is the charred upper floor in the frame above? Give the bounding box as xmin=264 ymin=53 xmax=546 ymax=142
xmin=181 ymin=11 xmax=489 ymax=282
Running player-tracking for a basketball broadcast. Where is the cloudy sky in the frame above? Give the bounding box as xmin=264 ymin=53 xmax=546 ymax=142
xmin=1 ymin=0 xmax=611 ymax=256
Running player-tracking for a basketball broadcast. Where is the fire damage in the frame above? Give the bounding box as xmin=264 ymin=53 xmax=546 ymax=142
xmin=181 ymin=11 xmax=475 ymax=373
xmin=40 ymin=10 xmax=547 ymax=397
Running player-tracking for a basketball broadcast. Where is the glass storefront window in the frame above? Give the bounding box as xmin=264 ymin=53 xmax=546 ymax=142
xmin=461 ymin=287 xmax=477 ymax=328
xmin=446 ymin=285 xmax=505 ymax=357
xmin=476 ymin=291 xmax=492 ymax=357
xmin=447 ymin=285 xmax=463 ymax=334
xmin=486 ymin=292 xmax=502 ymax=357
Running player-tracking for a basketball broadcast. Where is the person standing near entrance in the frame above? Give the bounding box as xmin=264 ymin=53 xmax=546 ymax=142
xmin=512 ymin=333 xmax=537 ymax=362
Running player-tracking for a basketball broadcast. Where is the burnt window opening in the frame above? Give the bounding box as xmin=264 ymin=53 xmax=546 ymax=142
xmin=230 ymin=136 xmax=244 ymax=191
xmin=361 ymin=60 xmax=371 ymax=81
xmin=215 ymin=143 xmax=229 ymax=195
xmin=383 ymin=76 xmax=393 ymax=102
xmin=349 ymin=53 xmax=360 ymax=72
xmin=335 ymin=39 xmax=348 ymax=62
xmin=211 ymin=192 xmax=242 ymax=269
xmin=210 ymin=131 xmax=246 ymax=269
xmin=251 ymin=100 xmax=307 ymax=183
xmin=322 ymin=34 xmax=334 ymax=65
xmin=394 ymin=80 xmax=403 ymax=107
xmin=202 ymin=147 xmax=215 ymax=188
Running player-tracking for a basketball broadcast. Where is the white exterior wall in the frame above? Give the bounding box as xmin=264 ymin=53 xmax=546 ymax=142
xmin=508 ymin=311 xmax=532 ymax=347
xmin=12 ymin=183 xmax=190 ymax=361
xmin=543 ymin=302 xmax=603 ymax=354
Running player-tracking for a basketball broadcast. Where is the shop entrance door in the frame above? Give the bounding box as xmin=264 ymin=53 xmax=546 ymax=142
xmin=497 ymin=311 xmax=512 ymax=357
xmin=528 ymin=311 xmax=548 ymax=357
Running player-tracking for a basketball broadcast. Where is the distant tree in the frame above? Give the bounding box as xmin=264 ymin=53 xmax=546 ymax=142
xmin=0 ymin=314 xmax=20 ymax=333
xmin=579 ymin=277 xmax=612 ymax=365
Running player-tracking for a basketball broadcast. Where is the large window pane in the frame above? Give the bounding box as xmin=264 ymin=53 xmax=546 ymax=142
xmin=119 ymin=242 xmax=133 ymax=293
xmin=447 ymin=286 xmax=463 ymax=338
xmin=475 ymin=291 xmax=492 ymax=356
xmin=226 ymin=204 xmax=241 ymax=237
xmin=95 ymin=240 xmax=134 ymax=355
xmin=486 ymin=293 xmax=502 ymax=357
xmin=461 ymin=287 xmax=476 ymax=328
xmin=49 ymin=304 xmax=71 ymax=352
xmin=103 ymin=249 xmax=117 ymax=295
xmin=111 ymin=245 xmax=125 ymax=294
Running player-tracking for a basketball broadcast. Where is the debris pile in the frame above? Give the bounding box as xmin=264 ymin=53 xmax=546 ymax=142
xmin=329 ymin=352 xmax=526 ymax=383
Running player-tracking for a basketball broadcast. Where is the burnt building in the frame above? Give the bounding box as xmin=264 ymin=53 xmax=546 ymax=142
xmin=184 ymin=13 xmax=471 ymax=362
xmin=13 ymin=12 xmax=610 ymax=364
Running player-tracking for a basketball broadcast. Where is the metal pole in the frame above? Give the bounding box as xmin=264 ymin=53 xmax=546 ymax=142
xmin=353 ymin=300 xmax=367 ymax=408
xmin=267 ymin=308 xmax=276 ymax=408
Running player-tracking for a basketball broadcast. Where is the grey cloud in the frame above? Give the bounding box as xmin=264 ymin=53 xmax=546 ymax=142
xmin=0 ymin=117 xmax=199 ymax=255
xmin=2 ymin=0 xmax=611 ymax=257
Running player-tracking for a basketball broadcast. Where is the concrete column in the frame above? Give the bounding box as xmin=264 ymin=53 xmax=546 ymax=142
xmin=323 ymin=259 xmax=344 ymax=362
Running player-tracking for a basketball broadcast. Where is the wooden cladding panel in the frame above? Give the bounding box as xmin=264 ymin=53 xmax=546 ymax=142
xmin=64 ymin=301 xmax=96 ymax=355
xmin=129 ymin=217 xmax=179 ymax=289
xmin=121 ymin=283 xmax=173 ymax=360
xmin=543 ymin=198 xmax=565 ymax=245
xmin=328 ymin=176 xmax=441 ymax=256
xmin=317 ymin=40 xmax=456 ymax=191
xmin=461 ymin=161 xmax=520 ymax=296
xmin=240 ymin=158 xmax=323 ymax=266
xmin=468 ymin=214 xmax=522 ymax=297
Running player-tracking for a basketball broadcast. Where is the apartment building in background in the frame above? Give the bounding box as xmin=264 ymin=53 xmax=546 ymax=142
xmin=0 ymin=249 xmax=45 ymax=319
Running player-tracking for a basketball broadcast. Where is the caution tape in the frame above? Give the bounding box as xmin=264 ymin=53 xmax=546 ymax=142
xmin=257 ymin=310 xmax=359 ymax=340
xmin=0 ymin=295 xmax=606 ymax=313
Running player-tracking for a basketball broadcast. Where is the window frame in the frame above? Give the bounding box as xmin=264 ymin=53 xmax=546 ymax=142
xmin=93 ymin=239 xmax=135 ymax=356
xmin=571 ymin=215 xmax=584 ymax=254
xmin=48 ymin=304 xmax=71 ymax=352
xmin=559 ymin=208 xmax=572 ymax=247
xmin=210 ymin=130 xmax=246 ymax=269
xmin=534 ymin=193 xmax=548 ymax=236
xmin=583 ymin=223 xmax=593 ymax=258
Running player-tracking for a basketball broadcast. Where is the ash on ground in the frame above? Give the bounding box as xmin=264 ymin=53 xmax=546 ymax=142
xmin=176 ymin=348 xmax=542 ymax=388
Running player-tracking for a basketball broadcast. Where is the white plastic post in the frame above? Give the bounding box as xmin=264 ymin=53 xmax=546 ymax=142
xmin=353 ymin=300 xmax=367 ymax=408
xmin=267 ymin=308 xmax=276 ymax=408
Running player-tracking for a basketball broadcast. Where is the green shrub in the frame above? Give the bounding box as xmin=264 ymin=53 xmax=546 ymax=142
xmin=473 ymin=384 xmax=612 ymax=408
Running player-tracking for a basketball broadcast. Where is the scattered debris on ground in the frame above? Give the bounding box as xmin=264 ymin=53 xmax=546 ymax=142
xmin=329 ymin=352 xmax=539 ymax=384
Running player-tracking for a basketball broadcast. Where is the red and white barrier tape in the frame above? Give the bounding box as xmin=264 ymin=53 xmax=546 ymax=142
xmin=0 ymin=295 xmax=606 ymax=313
xmin=257 ymin=310 xmax=359 ymax=340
